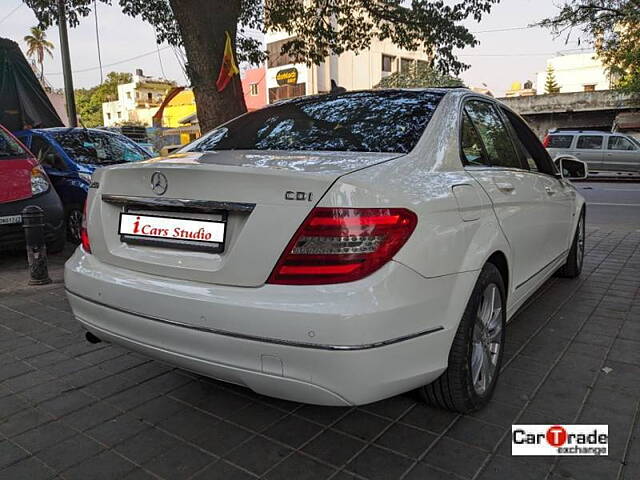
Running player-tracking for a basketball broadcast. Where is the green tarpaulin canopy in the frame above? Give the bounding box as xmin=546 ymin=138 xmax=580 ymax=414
xmin=0 ymin=37 xmax=63 ymax=131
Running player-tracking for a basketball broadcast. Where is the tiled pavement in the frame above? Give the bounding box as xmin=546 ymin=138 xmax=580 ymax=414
xmin=0 ymin=226 xmax=639 ymax=480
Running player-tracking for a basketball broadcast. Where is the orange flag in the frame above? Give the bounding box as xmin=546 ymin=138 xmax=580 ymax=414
xmin=216 ymin=31 xmax=240 ymax=92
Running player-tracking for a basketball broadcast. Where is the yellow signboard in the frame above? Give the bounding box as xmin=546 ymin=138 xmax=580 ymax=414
xmin=276 ymin=68 xmax=298 ymax=85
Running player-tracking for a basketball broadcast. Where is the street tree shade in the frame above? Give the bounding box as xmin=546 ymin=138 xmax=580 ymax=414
xmin=539 ymin=0 xmax=640 ymax=93
xmin=76 ymin=72 xmax=132 ymax=127
xmin=23 ymin=0 xmax=501 ymax=133
xmin=376 ymin=63 xmax=465 ymax=89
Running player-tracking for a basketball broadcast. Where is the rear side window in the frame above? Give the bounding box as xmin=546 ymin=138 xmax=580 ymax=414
xmin=184 ymin=90 xmax=444 ymax=154
xmin=0 ymin=129 xmax=28 ymax=158
xmin=464 ymin=100 xmax=522 ymax=169
xmin=576 ymin=135 xmax=603 ymax=150
xmin=460 ymin=112 xmax=488 ymax=166
xmin=607 ymin=136 xmax=636 ymax=151
xmin=548 ymin=135 xmax=573 ymax=148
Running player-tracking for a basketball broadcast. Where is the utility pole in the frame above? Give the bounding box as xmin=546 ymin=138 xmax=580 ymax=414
xmin=58 ymin=0 xmax=77 ymax=127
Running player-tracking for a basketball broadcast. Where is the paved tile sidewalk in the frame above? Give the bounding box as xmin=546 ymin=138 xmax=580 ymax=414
xmin=0 ymin=226 xmax=638 ymax=480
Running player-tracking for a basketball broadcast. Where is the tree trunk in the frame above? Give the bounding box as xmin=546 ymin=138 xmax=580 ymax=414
xmin=169 ymin=0 xmax=247 ymax=134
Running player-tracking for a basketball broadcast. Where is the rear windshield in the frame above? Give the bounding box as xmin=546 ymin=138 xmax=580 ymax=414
xmin=548 ymin=135 xmax=573 ymax=148
xmin=51 ymin=130 xmax=151 ymax=165
xmin=184 ymin=90 xmax=444 ymax=154
xmin=0 ymin=129 xmax=28 ymax=158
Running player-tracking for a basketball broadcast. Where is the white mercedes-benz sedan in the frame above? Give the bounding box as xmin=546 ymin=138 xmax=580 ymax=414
xmin=65 ymin=89 xmax=587 ymax=412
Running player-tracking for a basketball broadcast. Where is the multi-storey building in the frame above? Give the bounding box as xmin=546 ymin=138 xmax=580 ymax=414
xmin=535 ymin=53 xmax=612 ymax=94
xmin=102 ymin=69 xmax=176 ymax=127
xmin=265 ymin=31 xmax=432 ymax=104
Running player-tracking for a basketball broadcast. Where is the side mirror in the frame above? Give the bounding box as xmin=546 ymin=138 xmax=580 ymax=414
xmin=554 ymin=155 xmax=588 ymax=180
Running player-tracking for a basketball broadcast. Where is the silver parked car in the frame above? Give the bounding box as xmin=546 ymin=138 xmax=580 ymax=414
xmin=544 ymin=130 xmax=640 ymax=175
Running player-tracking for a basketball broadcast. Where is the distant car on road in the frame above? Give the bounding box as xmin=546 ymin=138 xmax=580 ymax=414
xmin=0 ymin=124 xmax=65 ymax=253
xmin=14 ymin=128 xmax=152 ymax=243
xmin=544 ymin=130 xmax=640 ymax=176
xmin=66 ymin=89 xmax=588 ymax=412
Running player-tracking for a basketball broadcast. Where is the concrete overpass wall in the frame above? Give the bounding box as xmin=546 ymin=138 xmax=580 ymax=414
xmin=499 ymin=90 xmax=640 ymax=139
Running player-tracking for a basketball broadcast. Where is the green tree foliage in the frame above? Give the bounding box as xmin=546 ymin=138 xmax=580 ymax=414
xmin=24 ymin=0 xmax=500 ymax=131
xmin=75 ymin=72 xmax=132 ymax=127
xmin=24 ymin=26 xmax=54 ymax=82
xmin=375 ymin=62 xmax=465 ymax=88
xmin=540 ymin=0 xmax=640 ymax=93
xmin=544 ymin=65 xmax=560 ymax=94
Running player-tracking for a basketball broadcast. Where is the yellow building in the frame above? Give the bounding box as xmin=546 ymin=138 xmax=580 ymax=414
xmin=157 ymin=88 xmax=200 ymax=153
xmin=505 ymin=81 xmax=536 ymax=97
xmin=161 ymin=89 xmax=197 ymax=128
xmin=101 ymin=69 xmax=198 ymax=133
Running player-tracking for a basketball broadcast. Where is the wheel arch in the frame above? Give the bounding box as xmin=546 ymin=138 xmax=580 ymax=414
xmin=574 ymin=195 xmax=587 ymax=227
xmin=485 ymin=250 xmax=509 ymax=300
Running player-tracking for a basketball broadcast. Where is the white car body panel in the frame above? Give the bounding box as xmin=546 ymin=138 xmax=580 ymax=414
xmin=66 ymin=249 xmax=476 ymax=405
xmin=88 ymin=150 xmax=401 ymax=287
xmin=65 ymin=89 xmax=585 ymax=405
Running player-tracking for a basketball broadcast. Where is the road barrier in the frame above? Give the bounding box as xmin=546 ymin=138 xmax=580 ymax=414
xmin=22 ymin=206 xmax=52 ymax=285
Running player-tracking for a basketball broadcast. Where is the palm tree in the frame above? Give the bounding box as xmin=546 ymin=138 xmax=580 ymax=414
xmin=24 ymin=27 xmax=54 ymax=83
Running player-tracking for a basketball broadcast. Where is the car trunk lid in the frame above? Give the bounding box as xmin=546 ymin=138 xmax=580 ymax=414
xmin=89 ymin=150 xmax=401 ymax=287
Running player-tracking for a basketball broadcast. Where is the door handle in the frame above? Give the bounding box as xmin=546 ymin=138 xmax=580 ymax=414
xmin=545 ymin=186 xmax=556 ymax=195
xmin=495 ymin=182 xmax=515 ymax=192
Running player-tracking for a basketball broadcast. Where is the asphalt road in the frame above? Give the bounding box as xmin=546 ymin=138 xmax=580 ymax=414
xmin=575 ymin=181 xmax=640 ymax=228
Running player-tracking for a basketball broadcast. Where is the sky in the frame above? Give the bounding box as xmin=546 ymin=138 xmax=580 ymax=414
xmin=0 ymin=0 xmax=593 ymax=97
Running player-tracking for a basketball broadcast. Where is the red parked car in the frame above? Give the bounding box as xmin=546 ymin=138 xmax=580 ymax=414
xmin=0 ymin=124 xmax=65 ymax=252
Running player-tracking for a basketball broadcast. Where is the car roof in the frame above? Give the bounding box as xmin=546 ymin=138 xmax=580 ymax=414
xmin=268 ymin=87 xmax=470 ymax=107
xmin=548 ymin=130 xmax=617 ymax=135
xmin=25 ymin=127 xmax=120 ymax=137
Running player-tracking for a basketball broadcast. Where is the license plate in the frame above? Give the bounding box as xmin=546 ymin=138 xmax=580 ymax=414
xmin=0 ymin=215 xmax=22 ymax=225
xmin=119 ymin=213 xmax=226 ymax=251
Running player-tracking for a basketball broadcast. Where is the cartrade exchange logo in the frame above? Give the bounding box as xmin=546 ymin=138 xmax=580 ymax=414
xmin=512 ymin=425 xmax=608 ymax=456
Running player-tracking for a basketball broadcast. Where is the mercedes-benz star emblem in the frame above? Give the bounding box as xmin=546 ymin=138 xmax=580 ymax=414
xmin=150 ymin=172 xmax=168 ymax=195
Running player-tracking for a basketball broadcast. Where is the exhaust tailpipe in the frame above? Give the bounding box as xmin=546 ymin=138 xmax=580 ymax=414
xmin=85 ymin=331 xmax=102 ymax=344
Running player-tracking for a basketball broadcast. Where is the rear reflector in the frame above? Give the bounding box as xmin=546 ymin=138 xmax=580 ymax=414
xmin=542 ymin=135 xmax=550 ymax=148
xmin=267 ymin=207 xmax=417 ymax=285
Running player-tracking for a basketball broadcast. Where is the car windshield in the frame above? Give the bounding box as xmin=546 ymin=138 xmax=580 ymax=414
xmin=184 ymin=90 xmax=444 ymax=154
xmin=51 ymin=130 xmax=151 ymax=165
xmin=0 ymin=129 xmax=28 ymax=159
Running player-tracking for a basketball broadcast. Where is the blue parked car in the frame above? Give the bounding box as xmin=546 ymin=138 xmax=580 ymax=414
xmin=15 ymin=128 xmax=152 ymax=243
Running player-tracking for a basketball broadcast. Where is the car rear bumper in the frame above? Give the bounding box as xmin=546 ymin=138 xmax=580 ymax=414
xmin=0 ymin=188 xmax=64 ymax=250
xmin=65 ymin=249 xmax=478 ymax=405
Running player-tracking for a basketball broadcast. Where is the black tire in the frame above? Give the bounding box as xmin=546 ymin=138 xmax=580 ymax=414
xmin=419 ymin=262 xmax=506 ymax=413
xmin=66 ymin=205 xmax=83 ymax=244
xmin=556 ymin=210 xmax=585 ymax=279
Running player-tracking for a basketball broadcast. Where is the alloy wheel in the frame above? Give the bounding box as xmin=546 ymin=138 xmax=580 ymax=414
xmin=471 ymin=283 xmax=503 ymax=395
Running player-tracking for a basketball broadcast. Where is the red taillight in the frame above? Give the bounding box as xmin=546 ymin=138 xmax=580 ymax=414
xmin=542 ymin=135 xmax=550 ymax=148
xmin=80 ymin=201 xmax=91 ymax=253
xmin=267 ymin=207 xmax=417 ymax=285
